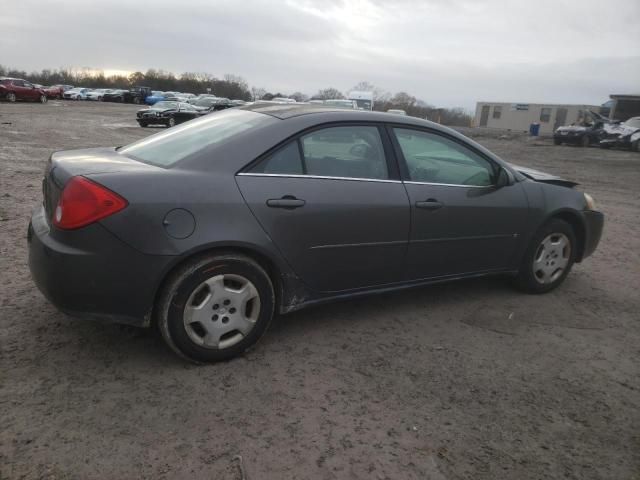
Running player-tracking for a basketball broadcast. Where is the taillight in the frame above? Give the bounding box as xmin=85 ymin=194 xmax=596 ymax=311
xmin=53 ymin=176 xmax=128 ymax=230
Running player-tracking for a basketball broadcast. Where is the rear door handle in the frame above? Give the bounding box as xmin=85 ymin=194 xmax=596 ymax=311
xmin=415 ymin=199 xmax=444 ymax=210
xmin=266 ymin=196 xmax=306 ymax=209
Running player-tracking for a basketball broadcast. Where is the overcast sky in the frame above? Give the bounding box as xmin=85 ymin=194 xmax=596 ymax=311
xmin=2 ymin=0 xmax=639 ymax=109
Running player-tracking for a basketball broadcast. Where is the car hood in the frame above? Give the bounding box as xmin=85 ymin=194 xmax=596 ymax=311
xmin=509 ymin=164 xmax=578 ymax=188
xmin=602 ymin=122 xmax=640 ymax=137
xmin=556 ymin=125 xmax=587 ymax=133
xmin=142 ymin=107 xmax=175 ymax=113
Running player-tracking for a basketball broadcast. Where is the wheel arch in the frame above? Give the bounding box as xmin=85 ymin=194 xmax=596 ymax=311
xmin=149 ymin=243 xmax=293 ymax=327
xmin=546 ymin=209 xmax=587 ymax=262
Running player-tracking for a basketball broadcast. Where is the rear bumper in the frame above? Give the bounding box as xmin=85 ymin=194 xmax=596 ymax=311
xmin=28 ymin=205 xmax=173 ymax=327
xmin=580 ymin=210 xmax=604 ymax=261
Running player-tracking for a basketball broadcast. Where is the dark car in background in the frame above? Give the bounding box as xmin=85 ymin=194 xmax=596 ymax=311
xmin=599 ymin=117 xmax=640 ymax=151
xmin=0 ymin=78 xmax=48 ymax=103
xmin=189 ymin=96 xmax=233 ymax=111
xmin=28 ymin=105 xmax=604 ymax=363
xmin=136 ymin=101 xmax=205 ymax=127
xmin=103 ymin=86 xmax=151 ymax=104
xmin=553 ymin=112 xmax=609 ymax=147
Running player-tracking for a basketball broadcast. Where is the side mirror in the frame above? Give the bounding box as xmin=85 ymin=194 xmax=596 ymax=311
xmin=496 ymin=167 xmax=512 ymax=188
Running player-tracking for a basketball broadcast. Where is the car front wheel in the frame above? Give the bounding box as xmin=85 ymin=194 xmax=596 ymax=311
xmin=157 ymin=253 xmax=275 ymax=363
xmin=167 ymin=117 xmax=176 ymax=128
xmin=580 ymin=135 xmax=590 ymax=147
xmin=515 ymin=219 xmax=576 ymax=294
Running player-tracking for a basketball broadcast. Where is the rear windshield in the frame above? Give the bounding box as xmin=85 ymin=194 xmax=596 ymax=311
xmin=119 ymin=109 xmax=270 ymax=167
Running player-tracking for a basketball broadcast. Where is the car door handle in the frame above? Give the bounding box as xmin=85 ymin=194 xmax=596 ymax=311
xmin=266 ymin=196 xmax=306 ymax=209
xmin=415 ymin=199 xmax=444 ymax=210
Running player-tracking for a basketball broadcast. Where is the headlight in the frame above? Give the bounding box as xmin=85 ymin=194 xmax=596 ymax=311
xmin=584 ymin=193 xmax=596 ymax=211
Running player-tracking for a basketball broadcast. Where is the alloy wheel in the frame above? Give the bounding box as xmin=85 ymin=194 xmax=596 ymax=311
xmin=183 ymin=274 xmax=261 ymax=350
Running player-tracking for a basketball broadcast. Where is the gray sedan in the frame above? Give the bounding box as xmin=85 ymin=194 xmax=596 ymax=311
xmin=28 ymin=105 xmax=604 ymax=363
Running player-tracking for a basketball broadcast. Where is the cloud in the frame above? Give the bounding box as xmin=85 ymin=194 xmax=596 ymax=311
xmin=2 ymin=0 xmax=639 ymax=109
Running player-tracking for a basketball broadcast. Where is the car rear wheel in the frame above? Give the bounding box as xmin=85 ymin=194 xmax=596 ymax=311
xmin=6 ymin=92 xmax=16 ymax=102
xmin=553 ymin=138 xmax=562 ymax=145
xmin=515 ymin=219 xmax=576 ymax=294
xmin=157 ymin=253 xmax=275 ymax=363
xmin=39 ymin=94 xmax=47 ymax=104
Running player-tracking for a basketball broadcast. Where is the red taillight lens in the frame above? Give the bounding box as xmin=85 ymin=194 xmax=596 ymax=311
xmin=53 ymin=176 xmax=128 ymax=230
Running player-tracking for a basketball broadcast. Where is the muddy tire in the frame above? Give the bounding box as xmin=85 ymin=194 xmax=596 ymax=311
xmin=157 ymin=253 xmax=275 ymax=363
xmin=515 ymin=219 xmax=577 ymax=294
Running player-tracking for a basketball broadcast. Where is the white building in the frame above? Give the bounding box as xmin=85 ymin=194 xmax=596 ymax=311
xmin=473 ymin=102 xmax=602 ymax=135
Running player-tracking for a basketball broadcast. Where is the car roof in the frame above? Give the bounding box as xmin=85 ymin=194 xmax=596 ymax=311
xmin=241 ymin=103 xmax=431 ymax=126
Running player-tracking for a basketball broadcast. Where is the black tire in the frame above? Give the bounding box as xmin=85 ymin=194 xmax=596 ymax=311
xmin=632 ymin=140 xmax=639 ymax=152
xmin=6 ymin=92 xmax=16 ymax=102
xmin=553 ymin=138 xmax=562 ymax=145
xmin=39 ymin=94 xmax=47 ymax=104
xmin=515 ymin=219 xmax=577 ymax=294
xmin=580 ymin=135 xmax=589 ymax=147
xmin=167 ymin=117 xmax=176 ymax=128
xmin=157 ymin=253 xmax=275 ymax=363
xmin=133 ymin=97 xmax=141 ymax=104
xmin=137 ymin=121 xmax=148 ymax=128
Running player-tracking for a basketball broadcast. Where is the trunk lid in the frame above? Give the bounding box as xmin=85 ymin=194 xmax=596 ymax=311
xmin=42 ymin=147 xmax=157 ymax=221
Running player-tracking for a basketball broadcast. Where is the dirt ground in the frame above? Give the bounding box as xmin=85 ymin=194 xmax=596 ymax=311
xmin=1 ymin=101 xmax=638 ymax=480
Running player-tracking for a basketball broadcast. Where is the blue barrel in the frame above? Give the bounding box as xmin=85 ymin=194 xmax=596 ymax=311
xmin=529 ymin=122 xmax=540 ymax=136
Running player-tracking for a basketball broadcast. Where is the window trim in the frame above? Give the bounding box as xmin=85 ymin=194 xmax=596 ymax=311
xmin=239 ymin=121 xmax=401 ymax=181
xmin=385 ymin=124 xmax=500 ymax=187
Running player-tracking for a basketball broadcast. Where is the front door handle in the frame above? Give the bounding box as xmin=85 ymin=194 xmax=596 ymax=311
xmin=415 ymin=199 xmax=444 ymax=210
xmin=266 ymin=196 xmax=306 ymax=209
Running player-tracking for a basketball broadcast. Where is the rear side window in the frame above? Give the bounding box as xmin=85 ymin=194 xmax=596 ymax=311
xmin=393 ymin=128 xmax=496 ymax=186
xmin=119 ymin=109 xmax=271 ymax=167
xmin=250 ymin=141 xmax=303 ymax=175
xmin=251 ymin=125 xmax=388 ymax=180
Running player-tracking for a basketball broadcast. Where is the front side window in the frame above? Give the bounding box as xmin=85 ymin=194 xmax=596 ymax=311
xmin=540 ymin=107 xmax=552 ymax=122
xmin=393 ymin=128 xmax=495 ymax=186
xmin=249 ymin=125 xmax=389 ymax=180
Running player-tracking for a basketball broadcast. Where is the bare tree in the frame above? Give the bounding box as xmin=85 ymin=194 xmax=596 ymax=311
xmin=251 ymin=87 xmax=267 ymax=101
xmin=313 ymin=87 xmax=345 ymax=100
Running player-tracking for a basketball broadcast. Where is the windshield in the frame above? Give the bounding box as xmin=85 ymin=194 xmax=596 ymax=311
xmin=353 ymin=99 xmax=372 ymax=110
xmin=119 ymin=109 xmax=271 ymax=167
xmin=153 ymin=101 xmax=178 ymax=109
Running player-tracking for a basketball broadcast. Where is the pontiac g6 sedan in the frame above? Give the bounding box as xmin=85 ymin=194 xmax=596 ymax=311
xmin=28 ymin=105 xmax=604 ymax=363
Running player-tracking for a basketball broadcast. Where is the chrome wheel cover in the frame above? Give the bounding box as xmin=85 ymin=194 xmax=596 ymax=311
xmin=183 ymin=274 xmax=261 ymax=349
xmin=533 ymin=233 xmax=571 ymax=284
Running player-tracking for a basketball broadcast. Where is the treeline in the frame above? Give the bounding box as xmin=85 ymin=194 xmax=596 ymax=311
xmin=0 ymin=66 xmax=472 ymax=126
xmin=0 ymin=66 xmax=253 ymax=101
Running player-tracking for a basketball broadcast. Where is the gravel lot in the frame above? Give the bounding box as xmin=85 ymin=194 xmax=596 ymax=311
xmin=1 ymin=102 xmax=639 ymax=480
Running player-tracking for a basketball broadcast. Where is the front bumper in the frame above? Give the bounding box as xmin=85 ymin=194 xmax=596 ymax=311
xmin=27 ymin=205 xmax=174 ymax=327
xmin=580 ymin=210 xmax=604 ymax=261
xmin=554 ymin=133 xmax=584 ymax=144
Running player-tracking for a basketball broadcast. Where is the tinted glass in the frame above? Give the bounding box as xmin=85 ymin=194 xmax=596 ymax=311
xmin=394 ymin=128 xmax=495 ymax=186
xmin=120 ymin=109 xmax=270 ymax=167
xmin=300 ymin=126 xmax=388 ymax=179
xmin=250 ymin=141 xmax=303 ymax=175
